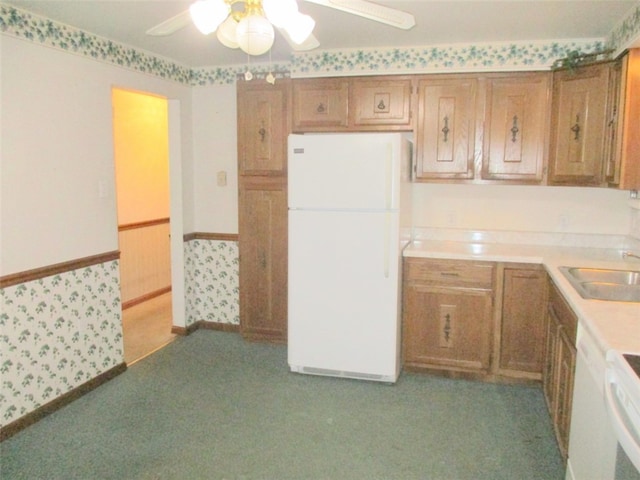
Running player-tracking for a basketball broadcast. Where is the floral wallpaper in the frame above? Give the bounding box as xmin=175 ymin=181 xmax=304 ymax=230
xmin=2 ymin=2 xmax=640 ymax=85
xmin=184 ymin=240 xmax=239 ymax=326
xmin=0 ymin=261 xmax=123 ymax=428
xmin=0 ymin=4 xmax=191 ymax=84
xmin=290 ymin=40 xmax=606 ymax=77
xmin=608 ymin=2 xmax=640 ymax=52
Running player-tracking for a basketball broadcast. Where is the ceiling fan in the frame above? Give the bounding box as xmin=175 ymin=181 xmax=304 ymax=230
xmin=146 ymin=0 xmax=416 ymax=57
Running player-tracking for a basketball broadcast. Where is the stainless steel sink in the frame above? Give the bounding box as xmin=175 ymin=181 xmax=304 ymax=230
xmin=559 ymin=267 xmax=640 ymax=302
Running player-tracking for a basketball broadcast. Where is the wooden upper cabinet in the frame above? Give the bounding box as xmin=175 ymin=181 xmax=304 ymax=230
xmin=350 ymin=76 xmax=413 ymax=130
xmin=237 ymin=78 xmax=290 ymax=176
xmin=482 ymin=73 xmax=550 ymax=182
xmin=548 ymin=62 xmax=611 ymax=185
xmin=606 ymin=49 xmax=640 ymax=190
xmin=292 ymin=78 xmax=349 ymax=131
xmin=415 ymin=76 xmax=478 ymax=179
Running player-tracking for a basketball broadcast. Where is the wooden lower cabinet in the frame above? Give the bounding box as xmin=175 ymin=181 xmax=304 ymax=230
xmin=496 ymin=265 xmax=547 ymax=379
xmin=542 ymin=281 xmax=577 ymax=461
xmin=238 ymin=177 xmax=287 ymax=343
xmin=402 ymin=258 xmax=494 ymax=376
xmin=402 ymin=258 xmax=548 ymax=383
xmin=403 ymin=285 xmax=493 ymax=373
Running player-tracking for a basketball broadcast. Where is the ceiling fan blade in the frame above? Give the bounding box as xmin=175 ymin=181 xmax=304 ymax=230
xmin=304 ymin=0 xmax=415 ymax=30
xmin=278 ymin=28 xmax=321 ymax=51
xmin=146 ymin=10 xmax=192 ymax=36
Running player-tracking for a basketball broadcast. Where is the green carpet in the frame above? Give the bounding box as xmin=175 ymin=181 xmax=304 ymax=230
xmin=1 ymin=330 xmax=564 ymax=479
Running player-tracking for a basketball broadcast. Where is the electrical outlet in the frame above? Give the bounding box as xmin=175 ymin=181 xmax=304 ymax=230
xmin=216 ymin=171 xmax=227 ymax=187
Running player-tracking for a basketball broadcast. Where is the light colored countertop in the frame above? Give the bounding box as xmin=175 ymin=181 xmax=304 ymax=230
xmin=403 ymin=237 xmax=640 ymax=356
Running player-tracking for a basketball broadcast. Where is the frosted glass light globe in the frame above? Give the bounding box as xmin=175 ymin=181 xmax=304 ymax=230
xmin=217 ymin=15 xmax=239 ymax=49
xmin=236 ymin=14 xmax=275 ymax=56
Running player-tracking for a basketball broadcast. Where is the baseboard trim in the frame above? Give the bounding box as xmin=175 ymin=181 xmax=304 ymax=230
xmin=0 ymin=362 xmax=127 ymax=442
xmin=198 ymin=320 xmax=240 ymax=333
xmin=171 ymin=320 xmax=239 ymax=336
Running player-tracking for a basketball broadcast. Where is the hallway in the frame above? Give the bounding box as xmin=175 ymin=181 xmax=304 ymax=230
xmin=122 ymin=292 xmax=176 ymax=364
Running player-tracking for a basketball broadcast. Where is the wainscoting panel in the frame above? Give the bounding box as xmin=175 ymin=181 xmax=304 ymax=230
xmin=0 ymin=259 xmax=123 ymax=428
xmin=184 ymin=239 xmax=239 ymax=327
xmin=119 ymin=221 xmax=171 ymax=305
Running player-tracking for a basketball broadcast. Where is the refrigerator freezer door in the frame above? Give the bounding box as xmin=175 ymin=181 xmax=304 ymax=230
xmin=288 ymin=133 xmax=401 ymax=211
xmin=288 ymin=209 xmax=401 ymax=382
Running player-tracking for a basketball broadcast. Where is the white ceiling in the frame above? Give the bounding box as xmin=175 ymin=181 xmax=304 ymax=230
xmin=4 ymin=0 xmax=639 ymax=67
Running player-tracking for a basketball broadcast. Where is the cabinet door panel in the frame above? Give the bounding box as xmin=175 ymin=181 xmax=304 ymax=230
xmin=549 ymin=63 xmax=610 ymax=185
xmin=416 ymin=77 xmax=477 ymax=179
xmin=483 ymin=74 xmax=550 ymax=181
xmin=555 ymin=329 xmax=576 ymax=458
xmin=607 ymin=50 xmax=640 ymax=190
xmin=292 ymin=78 xmax=349 ymax=131
xmin=238 ymin=178 xmax=287 ymax=342
xmin=403 ymin=286 xmax=492 ymax=371
xmin=237 ymin=79 xmax=289 ymax=175
xmin=542 ymin=306 xmax=560 ymax=413
xmin=499 ymin=267 xmax=547 ymax=375
xmin=351 ymin=77 xmax=412 ymax=129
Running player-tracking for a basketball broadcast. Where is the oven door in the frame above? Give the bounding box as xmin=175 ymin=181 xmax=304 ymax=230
xmin=605 ymin=350 xmax=640 ymax=477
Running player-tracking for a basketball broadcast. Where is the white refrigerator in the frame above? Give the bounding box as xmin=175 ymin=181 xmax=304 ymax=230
xmin=287 ymin=132 xmax=412 ymax=383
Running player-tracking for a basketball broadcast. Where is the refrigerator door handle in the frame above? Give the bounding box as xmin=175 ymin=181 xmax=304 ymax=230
xmin=384 ymin=212 xmax=390 ymax=278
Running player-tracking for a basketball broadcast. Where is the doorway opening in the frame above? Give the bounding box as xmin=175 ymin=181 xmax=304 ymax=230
xmin=112 ymin=87 xmax=176 ymax=364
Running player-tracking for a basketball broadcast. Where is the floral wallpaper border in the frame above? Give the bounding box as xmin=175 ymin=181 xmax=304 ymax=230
xmin=0 ymin=261 xmax=123 ymax=427
xmin=2 ymin=2 xmax=640 ymax=85
xmin=289 ymin=40 xmax=606 ymax=78
xmin=608 ymin=2 xmax=640 ymax=53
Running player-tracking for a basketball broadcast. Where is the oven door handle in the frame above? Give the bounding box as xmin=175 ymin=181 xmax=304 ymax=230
xmin=604 ymin=368 xmax=640 ymax=472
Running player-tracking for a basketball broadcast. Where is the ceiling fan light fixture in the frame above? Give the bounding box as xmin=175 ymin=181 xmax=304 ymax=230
xmin=189 ymin=0 xmax=229 ymax=35
xmin=263 ymin=0 xmax=299 ymax=28
xmin=283 ymin=12 xmax=315 ymax=45
xmin=216 ymin=15 xmax=239 ymax=49
xmin=236 ymin=13 xmax=275 ymax=56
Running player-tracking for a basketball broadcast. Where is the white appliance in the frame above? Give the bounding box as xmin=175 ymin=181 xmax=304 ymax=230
xmin=287 ymin=132 xmax=412 ymax=383
xmin=566 ymin=324 xmax=640 ymax=480
xmin=604 ymin=349 xmax=640 ymax=477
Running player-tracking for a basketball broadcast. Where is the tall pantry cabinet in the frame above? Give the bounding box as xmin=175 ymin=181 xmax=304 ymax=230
xmin=236 ymin=78 xmax=291 ymax=343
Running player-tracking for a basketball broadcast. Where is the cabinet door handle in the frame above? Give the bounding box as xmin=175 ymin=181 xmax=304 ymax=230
xmin=571 ymin=114 xmax=581 ymax=140
xmin=377 ymin=99 xmax=386 ymax=111
xmin=440 ymin=272 xmax=460 ymax=277
xmin=317 ymin=103 xmax=326 ymax=113
xmin=441 ymin=116 xmax=450 ymax=142
xmin=258 ymin=127 xmax=266 ymax=142
xmin=510 ymin=115 xmax=519 ymax=143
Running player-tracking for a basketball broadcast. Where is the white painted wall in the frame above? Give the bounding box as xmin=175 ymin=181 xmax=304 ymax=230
xmin=413 ymin=183 xmax=632 ymax=234
xmin=0 ymin=36 xmax=193 ymax=275
xmin=191 ymin=84 xmax=238 ymax=234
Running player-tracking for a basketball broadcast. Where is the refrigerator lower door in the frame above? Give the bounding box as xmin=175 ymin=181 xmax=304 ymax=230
xmin=288 ymin=209 xmax=401 ymax=383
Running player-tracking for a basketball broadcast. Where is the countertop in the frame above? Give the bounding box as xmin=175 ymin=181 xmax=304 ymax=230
xmin=403 ymin=238 xmax=640 ymax=356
